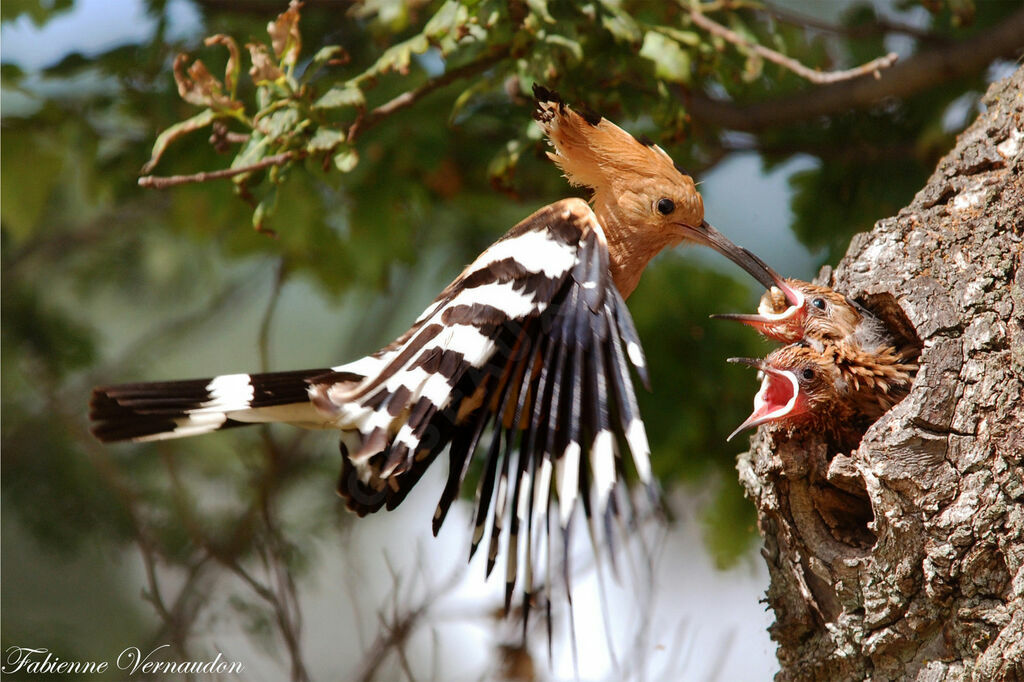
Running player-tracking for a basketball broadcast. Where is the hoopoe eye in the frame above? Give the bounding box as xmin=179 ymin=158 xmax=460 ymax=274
xmin=811 ymin=298 xmax=827 ymax=310
xmin=656 ymin=198 xmax=675 ymax=215
xmin=801 ymin=368 xmax=815 ymax=381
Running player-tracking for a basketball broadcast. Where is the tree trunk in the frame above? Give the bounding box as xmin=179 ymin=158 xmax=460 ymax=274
xmin=738 ymin=67 xmax=1024 ymax=681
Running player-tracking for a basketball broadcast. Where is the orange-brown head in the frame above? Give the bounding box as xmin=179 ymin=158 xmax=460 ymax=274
xmin=726 ymin=343 xmax=840 ymax=440
xmin=533 ymin=85 xmax=775 ymax=297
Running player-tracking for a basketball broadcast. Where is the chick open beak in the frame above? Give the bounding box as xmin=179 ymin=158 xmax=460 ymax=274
xmin=726 ymin=357 xmax=801 ymax=441
xmin=710 ymin=254 xmax=806 ymax=341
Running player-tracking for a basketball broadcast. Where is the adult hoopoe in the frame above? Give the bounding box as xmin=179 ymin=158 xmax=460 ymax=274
xmin=91 ymin=85 xmax=778 ymax=614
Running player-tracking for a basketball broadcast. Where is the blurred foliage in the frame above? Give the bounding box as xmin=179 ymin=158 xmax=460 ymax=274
xmin=1 ymin=0 xmax=1017 ymax=677
xmin=1 ymin=0 xmax=74 ymax=25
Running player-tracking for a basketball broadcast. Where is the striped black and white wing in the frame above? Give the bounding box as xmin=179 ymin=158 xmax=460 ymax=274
xmin=89 ymin=195 xmax=655 ymax=627
xmin=312 ymin=197 xmax=653 ymax=607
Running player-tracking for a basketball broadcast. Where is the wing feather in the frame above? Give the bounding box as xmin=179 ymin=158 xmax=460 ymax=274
xmin=323 ymin=197 xmax=655 ymax=619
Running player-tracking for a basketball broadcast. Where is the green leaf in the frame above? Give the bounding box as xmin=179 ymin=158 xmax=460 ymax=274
xmin=304 ymin=45 xmax=348 ymax=82
xmin=252 ymin=186 xmax=279 ymax=231
xmin=232 ymin=133 xmax=269 ymax=169
xmin=640 ymin=31 xmax=692 ymax=84
xmin=261 ymin=107 xmax=301 ymax=142
xmin=743 ymin=53 xmax=764 ymax=82
xmin=314 ymin=84 xmax=365 ymax=110
xmin=333 ymin=147 xmax=359 ymax=172
xmin=525 ymin=0 xmax=554 ymax=24
xmin=488 ymin=138 xmax=524 ymax=191
xmin=307 ymin=127 xmax=346 ymax=153
xmin=141 ymin=109 xmax=217 ymax=174
xmin=358 ymin=35 xmax=430 ymax=81
xmin=352 ymin=0 xmax=411 ymax=31
xmin=312 ymin=45 xmax=345 ymax=65
xmin=0 ymin=131 xmax=64 ymax=243
xmin=423 ymin=0 xmax=464 ymax=52
xmin=1 ymin=63 xmax=25 ymax=81
xmin=598 ymin=0 xmax=641 ymax=43
xmin=657 ymin=26 xmax=700 ymax=47
xmin=544 ymin=34 xmax=583 ymax=61
xmin=2 ymin=0 xmax=72 ymax=25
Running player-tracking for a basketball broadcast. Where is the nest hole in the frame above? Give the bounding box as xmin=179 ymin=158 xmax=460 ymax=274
xmin=858 ymin=291 xmax=923 ymax=361
xmin=801 ymin=292 xmax=920 ymax=548
xmin=813 ymin=465 xmax=876 ymax=549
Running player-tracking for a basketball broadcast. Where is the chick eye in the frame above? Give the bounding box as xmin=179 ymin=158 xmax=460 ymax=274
xmin=656 ymin=198 xmax=675 ymax=215
xmin=811 ymin=298 xmax=827 ymax=310
xmin=801 ymin=368 xmax=815 ymax=381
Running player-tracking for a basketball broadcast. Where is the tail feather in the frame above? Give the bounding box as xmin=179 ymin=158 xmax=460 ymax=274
xmin=90 ymin=368 xmax=338 ymax=443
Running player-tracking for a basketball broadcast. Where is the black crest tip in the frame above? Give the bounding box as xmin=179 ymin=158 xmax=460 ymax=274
xmin=532 ymin=83 xmax=562 ymax=105
xmin=578 ymin=105 xmax=603 ymax=126
xmin=532 ymin=83 xmax=564 ymax=122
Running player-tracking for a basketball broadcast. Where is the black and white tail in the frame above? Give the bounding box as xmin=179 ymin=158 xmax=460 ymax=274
xmin=89 ymin=368 xmax=349 ymax=443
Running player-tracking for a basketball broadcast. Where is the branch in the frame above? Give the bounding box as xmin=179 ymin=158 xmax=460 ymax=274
xmin=347 ymin=47 xmax=510 ymax=143
xmin=687 ymin=3 xmax=898 ymax=84
xmin=138 ymin=151 xmax=301 ymax=189
xmin=680 ymin=7 xmax=1024 ymax=132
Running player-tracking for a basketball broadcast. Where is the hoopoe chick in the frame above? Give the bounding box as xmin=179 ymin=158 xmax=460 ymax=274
xmin=711 ymin=256 xmax=862 ymax=345
xmin=727 ymin=344 xmax=848 ymax=442
xmin=91 ymin=85 xmax=778 ymax=623
xmin=712 ymin=255 xmax=918 ymax=425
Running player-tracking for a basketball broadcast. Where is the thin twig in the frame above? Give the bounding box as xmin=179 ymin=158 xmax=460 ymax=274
xmin=352 ymin=558 xmax=466 ymax=682
xmin=158 ymin=422 xmax=311 ymax=682
xmin=687 ymin=3 xmax=899 ymax=84
xmin=210 ymin=122 xmax=252 ymax=153
xmin=49 ymin=377 xmax=215 ymax=666
xmin=224 ymin=547 xmax=311 ymax=682
xmin=260 ymin=505 xmax=310 ymax=682
xmin=258 ymin=258 xmax=289 ymax=372
xmin=348 ymin=47 xmax=510 ymax=143
xmin=146 ymin=554 xmax=216 ymax=659
xmin=138 ymin=151 xmax=301 ymax=189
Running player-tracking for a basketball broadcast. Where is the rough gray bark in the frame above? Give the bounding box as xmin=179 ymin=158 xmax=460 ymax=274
xmin=738 ymin=68 xmax=1024 ymax=680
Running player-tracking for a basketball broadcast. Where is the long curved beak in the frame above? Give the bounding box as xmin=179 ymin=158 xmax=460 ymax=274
xmin=678 ymin=221 xmax=778 ymax=290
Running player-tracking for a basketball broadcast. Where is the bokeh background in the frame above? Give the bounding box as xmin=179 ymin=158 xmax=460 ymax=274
xmin=2 ymin=1 xmax=1018 ymax=679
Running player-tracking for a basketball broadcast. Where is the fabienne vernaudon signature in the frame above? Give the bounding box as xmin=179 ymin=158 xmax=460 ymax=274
xmin=3 ymin=645 xmax=245 ymax=675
